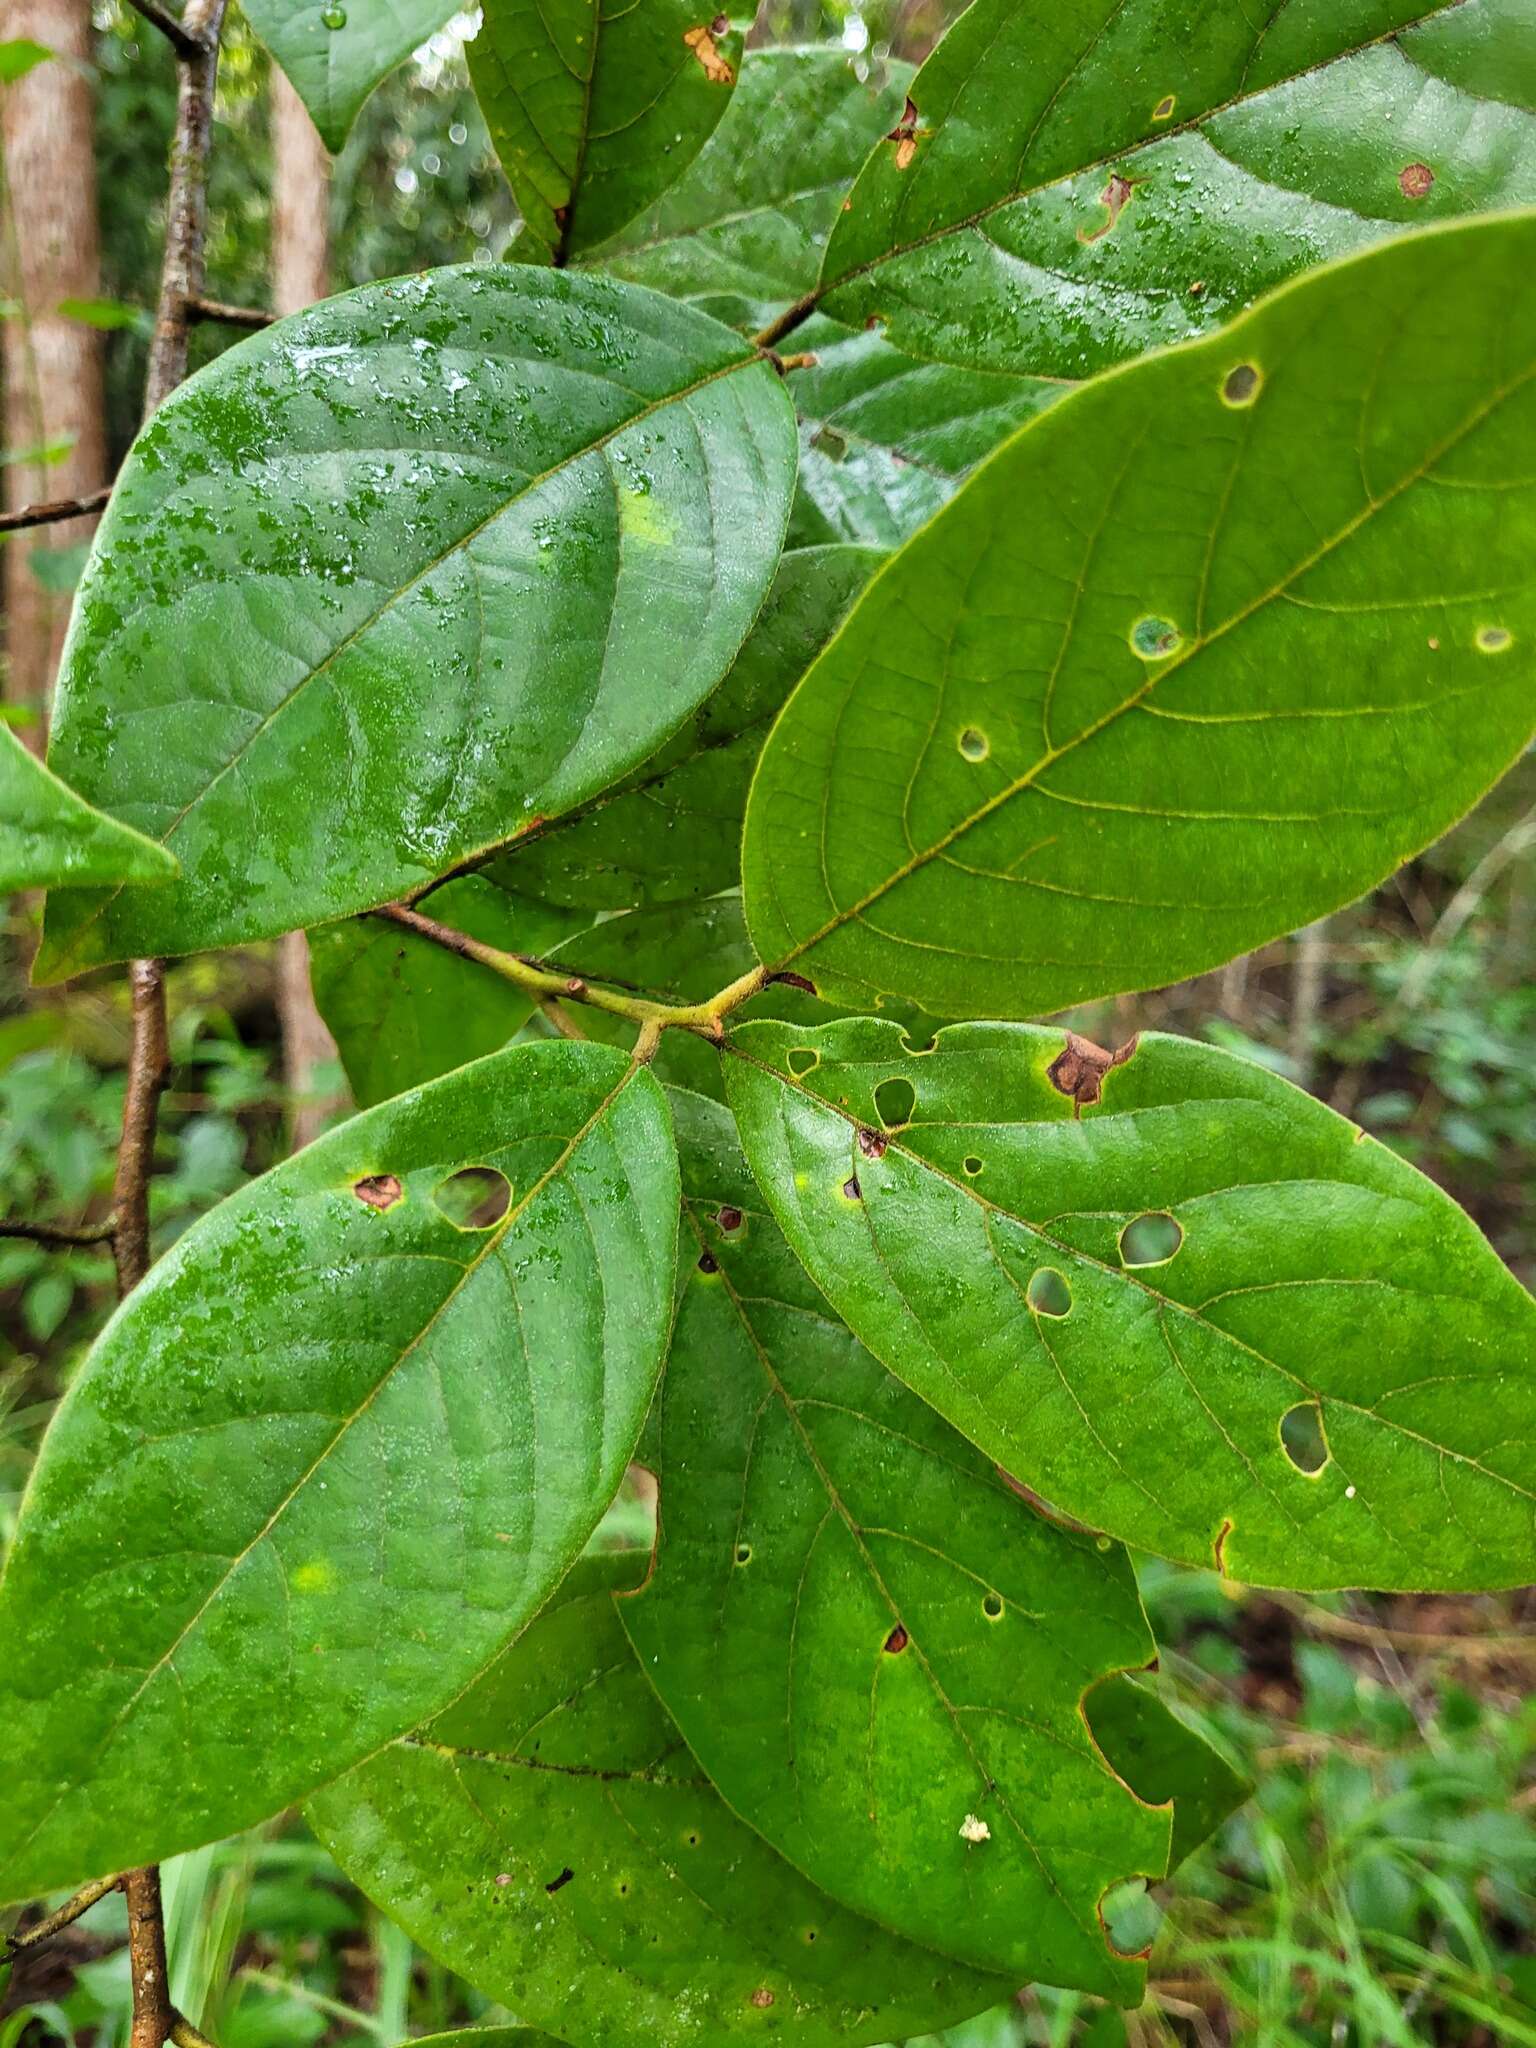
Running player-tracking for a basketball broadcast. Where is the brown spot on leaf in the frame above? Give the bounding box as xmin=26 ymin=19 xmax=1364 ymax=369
xmin=842 ymin=1174 xmax=862 ymax=1201
xmin=1152 ymin=92 xmax=1176 ymax=120
xmin=1077 ymin=172 xmax=1135 ymax=244
xmin=1399 ymin=161 xmax=1434 ymax=199
xmin=494 ymin=1872 xmax=512 ymax=1886
xmin=884 ymin=1623 xmax=909 ymax=1654
xmin=857 ymin=1126 xmax=888 ymax=1160
xmin=1046 ymin=1030 xmax=1140 ymax=1114
xmin=766 ymin=969 xmax=818 ymax=995
xmin=352 ymin=1173 xmax=402 ymax=1211
xmin=683 ymin=21 xmax=734 ymax=82
xmin=717 ymin=1205 xmax=744 ymax=1234
xmin=887 ymin=95 xmax=921 ymax=169
xmin=697 ymin=1248 xmax=720 ymax=1274
xmin=750 ymin=1988 xmax=776 ymax=2009
xmin=545 ymin=1867 xmax=574 ymax=1893
xmin=1212 ymin=1517 xmax=1234 ymax=1576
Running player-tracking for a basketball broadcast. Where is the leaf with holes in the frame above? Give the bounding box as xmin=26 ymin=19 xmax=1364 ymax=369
xmin=743 ymin=218 xmax=1536 ymax=1020
xmin=36 ymin=266 xmax=795 ymax=980
xmin=621 ymin=1087 xmax=1196 ymax=1997
xmin=240 ymin=0 xmax=458 ymax=153
xmin=1081 ymin=1677 xmax=1247 ymax=1871
xmin=468 ymin=0 xmax=742 ymax=266
xmin=309 ymin=1552 xmax=1010 ymax=2045
xmin=723 ymin=1018 xmax=1536 ymax=1593
xmin=578 ymin=47 xmax=909 ymax=333
xmin=813 ymin=0 xmax=1536 ymax=378
xmin=786 ymin=315 xmax=1062 ymax=551
xmin=0 ymin=721 xmax=176 ymax=895
xmin=0 ymin=1040 xmax=677 ymax=1901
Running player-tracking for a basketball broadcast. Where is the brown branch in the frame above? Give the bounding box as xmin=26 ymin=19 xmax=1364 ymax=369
xmin=123 ymin=0 xmax=207 ymax=61
xmin=0 ymin=1215 xmax=116 ymax=1247
xmin=115 ymin=7 xmax=230 ymax=2045
xmin=186 ymin=296 xmax=274 ymax=329
xmin=0 ymin=484 xmax=112 ymax=533
xmin=753 ymin=290 xmax=820 ymax=353
xmin=7 ymin=1873 xmax=121 ymax=1953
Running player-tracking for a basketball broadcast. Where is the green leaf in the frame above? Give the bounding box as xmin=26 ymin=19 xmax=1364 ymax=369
xmin=468 ymin=0 xmax=742 ymax=265
xmin=239 ymin=0 xmax=457 ymax=152
xmin=787 ymin=314 xmax=1062 ymax=550
xmin=1084 ymin=1676 xmax=1248 ymax=1870
xmin=38 ymin=266 xmax=796 ymax=981
xmin=309 ymin=1553 xmax=1007 ymax=2045
xmin=401 ymin=2034 xmax=570 ymax=2048
xmin=743 ymin=218 xmax=1536 ymax=1020
xmin=503 ymin=543 xmax=881 ymax=911
xmin=0 ymin=722 xmax=177 ymax=895
xmin=579 ymin=47 xmax=909 ymax=332
xmin=0 ymin=1041 xmax=677 ymax=1901
xmin=623 ymin=1087 xmax=1168 ymax=1998
xmin=816 ymin=0 xmax=1536 ymax=377
xmin=722 ymin=1018 xmax=1536 ymax=1593
xmin=0 ymin=39 xmax=52 ymax=84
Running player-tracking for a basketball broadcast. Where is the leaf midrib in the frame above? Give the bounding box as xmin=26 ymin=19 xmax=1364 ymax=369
xmin=765 ymin=341 xmax=1536 ymax=973
xmin=814 ymin=0 xmax=1469 ymax=305
xmin=672 ymin=1195 xmax=1159 ymax=1963
xmin=3 ymin=1055 xmax=643 ymax=1876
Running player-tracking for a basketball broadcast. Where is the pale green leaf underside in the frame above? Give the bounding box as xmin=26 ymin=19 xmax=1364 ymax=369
xmin=38 ymin=267 xmax=795 ymax=979
xmin=580 ymin=47 xmax=909 ymax=333
xmin=623 ymin=1090 xmax=1170 ymax=1998
xmin=310 ymin=1554 xmax=1008 ymax=2046
xmin=0 ymin=721 xmax=176 ymax=895
xmin=818 ymin=0 xmax=1536 ymax=377
xmin=723 ymin=1020 xmax=1536 ymax=1594
xmin=469 ymin=0 xmax=742 ymax=262
xmin=240 ymin=0 xmax=457 ymax=152
xmin=744 ymin=216 xmax=1536 ymax=1020
xmin=1082 ymin=1676 xmax=1247 ymax=1872
xmin=0 ymin=1040 xmax=677 ymax=1901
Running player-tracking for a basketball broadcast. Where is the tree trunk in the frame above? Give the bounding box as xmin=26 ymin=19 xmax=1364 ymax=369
xmin=270 ymin=66 xmax=341 ymax=1149
xmin=1 ymin=0 xmax=106 ymax=735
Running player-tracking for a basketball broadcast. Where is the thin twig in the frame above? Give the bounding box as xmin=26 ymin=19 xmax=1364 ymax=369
xmin=753 ymin=289 xmax=820 ymax=353
xmin=0 ymin=484 xmax=111 ymax=533
xmin=538 ymin=996 xmax=588 ymax=1039
xmin=111 ymin=960 xmax=171 ymax=1296
xmin=6 ymin=1873 xmax=121 ymax=1952
xmin=144 ymin=0 xmax=230 ymax=414
xmin=186 ymin=296 xmax=274 ymax=329
xmin=123 ymin=0 xmax=207 ymax=61
xmin=1265 ymin=1588 xmax=1535 ymax=1660
xmin=0 ymin=1215 xmax=117 ymax=1247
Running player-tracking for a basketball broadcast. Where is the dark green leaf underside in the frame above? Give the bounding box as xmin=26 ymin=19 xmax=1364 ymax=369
xmin=723 ymin=1019 xmax=1536 ymax=1593
xmin=744 ymin=216 xmax=1536 ymax=1019
xmin=1084 ymin=1676 xmax=1248 ymax=1870
xmin=39 ymin=266 xmax=795 ymax=978
xmin=310 ymin=1554 xmax=1008 ymax=2046
xmin=0 ymin=1040 xmax=676 ymax=1900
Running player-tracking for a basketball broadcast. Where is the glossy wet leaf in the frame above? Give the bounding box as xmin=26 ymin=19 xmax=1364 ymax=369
xmin=744 ymin=218 xmax=1536 ymax=1019
xmin=309 ymin=1553 xmax=1007 ymax=2045
xmin=723 ymin=1019 xmax=1536 ymax=1593
xmin=0 ymin=1040 xmax=677 ymax=1900
xmin=816 ymin=0 xmax=1536 ymax=377
xmin=502 ymin=544 xmax=880 ymax=911
xmin=469 ymin=0 xmax=742 ymax=264
xmin=624 ymin=1088 xmax=1167 ymax=1996
xmin=241 ymin=0 xmax=457 ymax=152
xmin=580 ymin=47 xmax=909 ymax=333
xmin=0 ymin=721 xmax=176 ymax=895
xmin=38 ymin=266 xmax=796 ymax=979
xmin=786 ymin=315 xmax=1062 ymax=550
xmin=1083 ymin=1677 xmax=1248 ymax=1870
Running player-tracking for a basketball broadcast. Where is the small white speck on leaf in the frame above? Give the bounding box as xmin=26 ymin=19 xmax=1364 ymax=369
xmin=1345 ymin=1485 xmax=1357 ymax=1499
xmin=959 ymin=1813 xmax=991 ymax=1843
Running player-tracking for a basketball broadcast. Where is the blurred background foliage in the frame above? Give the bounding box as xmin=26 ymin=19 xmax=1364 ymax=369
xmin=2 ymin=0 xmax=1533 ymax=2043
